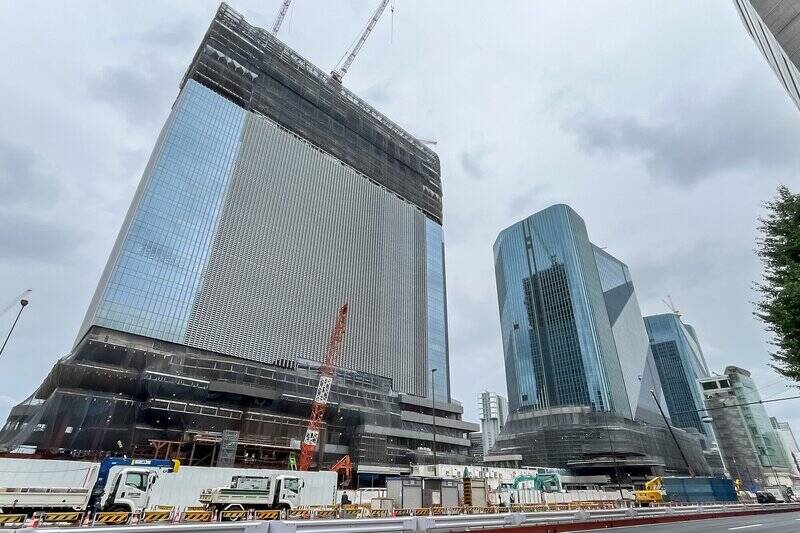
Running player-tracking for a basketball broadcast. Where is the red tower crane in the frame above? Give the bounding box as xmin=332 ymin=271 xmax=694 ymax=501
xmin=298 ymin=304 xmax=349 ymax=471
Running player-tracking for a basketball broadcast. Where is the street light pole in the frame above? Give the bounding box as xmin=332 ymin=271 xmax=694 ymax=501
xmin=0 ymin=298 xmax=28 ymax=360
xmin=431 ymin=368 xmax=438 ymax=475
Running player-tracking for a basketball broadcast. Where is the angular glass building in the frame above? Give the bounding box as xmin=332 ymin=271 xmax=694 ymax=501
xmin=493 ymin=205 xmax=628 ymax=416
xmin=489 ymin=205 xmax=710 ymax=478
xmin=733 ymin=0 xmax=800 ymax=111
xmin=644 ymin=313 xmax=711 ymax=437
xmin=0 ymin=3 xmax=476 ymax=476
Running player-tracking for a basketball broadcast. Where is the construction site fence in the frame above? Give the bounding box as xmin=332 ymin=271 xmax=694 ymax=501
xmin=2 ymin=501 xmax=799 ymax=529
xmin=5 ymin=502 xmax=799 ymax=532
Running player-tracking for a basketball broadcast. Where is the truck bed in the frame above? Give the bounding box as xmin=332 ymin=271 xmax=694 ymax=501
xmin=0 ymin=487 xmax=90 ymax=510
xmin=199 ymin=488 xmax=275 ymax=506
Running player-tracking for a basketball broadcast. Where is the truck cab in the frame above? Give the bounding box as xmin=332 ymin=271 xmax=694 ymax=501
xmin=102 ymin=468 xmax=160 ymax=513
xmin=274 ymin=475 xmax=302 ymax=509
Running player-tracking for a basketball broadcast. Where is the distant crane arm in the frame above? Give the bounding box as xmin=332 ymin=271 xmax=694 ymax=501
xmin=271 ymin=0 xmax=292 ymax=34
xmin=331 ymin=0 xmax=391 ymax=82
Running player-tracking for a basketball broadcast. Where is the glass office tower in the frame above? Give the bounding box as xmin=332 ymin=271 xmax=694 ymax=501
xmin=493 ymin=204 xmax=628 ymax=416
xmin=0 ymin=3 xmax=476 ymax=473
xmin=489 ymin=204 xmax=711 ymax=476
xmin=644 ymin=313 xmax=711 ymax=436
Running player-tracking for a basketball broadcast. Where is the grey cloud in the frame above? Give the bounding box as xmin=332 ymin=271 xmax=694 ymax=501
xmin=0 ymin=142 xmax=58 ymax=206
xmin=509 ymin=184 xmax=549 ymax=215
xmin=136 ymin=20 xmax=198 ymax=48
xmin=459 ymin=145 xmax=490 ymax=180
xmin=87 ymin=62 xmax=175 ymax=128
xmin=562 ymin=76 xmax=800 ymax=184
xmin=0 ymin=211 xmax=83 ymax=262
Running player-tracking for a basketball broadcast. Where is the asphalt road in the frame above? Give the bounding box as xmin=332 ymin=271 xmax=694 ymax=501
xmin=576 ymin=511 xmax=800 ymax=532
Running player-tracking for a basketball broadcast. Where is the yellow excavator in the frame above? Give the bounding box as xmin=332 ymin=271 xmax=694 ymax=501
xmin=634 ymin=477 xmax=664 ymax=505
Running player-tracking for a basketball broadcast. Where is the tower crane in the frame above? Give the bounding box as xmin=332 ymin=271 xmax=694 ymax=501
xmin=298 ymin=304 xmax=349 ymax=471
xmin=271 ymin=0 xmax=292 ymax=35
xmin=2 ymin=289 xmax=31 ymax=317
xmin=330 ymin=0 xmax=391 ymax=83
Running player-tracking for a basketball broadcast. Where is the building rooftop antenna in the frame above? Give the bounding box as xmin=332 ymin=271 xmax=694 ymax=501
xmin=271 ymin=0 xmax=292 ymax=35
xmin=331 ymin=0 xmax=391 ymax=83
xmin=662 ymin=295 xmax=681 ymax=316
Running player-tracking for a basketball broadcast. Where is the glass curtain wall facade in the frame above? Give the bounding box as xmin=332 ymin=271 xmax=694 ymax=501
xmin=592 ymin=246 xmax=668 ymax=426
xmin=72 ymin=2 xmax=452 ymax=400
xmin=644 ymin=314 xmax=711 ymax=436
xmin=733 ymin=0 xmax=800 ymax=111
xmin=0 ymin=3 xmax=476 ymax=470
xmin=493 ymin=204 xmax=629 ymax=417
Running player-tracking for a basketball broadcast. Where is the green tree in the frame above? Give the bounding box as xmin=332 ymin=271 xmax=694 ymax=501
xmin=755 ymin=186 xmax=800 ymax=380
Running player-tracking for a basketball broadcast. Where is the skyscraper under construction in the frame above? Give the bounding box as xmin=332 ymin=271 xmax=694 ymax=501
xmin=0 ymin=3 xmax=476 ymax=479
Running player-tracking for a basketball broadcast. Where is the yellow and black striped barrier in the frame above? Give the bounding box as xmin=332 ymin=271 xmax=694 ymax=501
xmin=430 ymin=507 xmax=447 ymax=516
xmin=181 ymin=510 xmax=213 ymax=522
xmin=339 ymin=507 xmax=360 ymax=519
xmin=0 ymin=514 xmax=25 ymax=527
xmin=93 ymin=511 xmax=131 ymax=525
xmin=313 ymin=509 xmax=338 ymax=519
xmin=412 ymin=507 xmax=430 ymax=516
xmin=254 ymin=510 xmax=281 ymax=520
xmin=394 ymin=508 xmax=413 ymax=517
xmin=141 ymin=510 xmax=172 ymax=523
xmin=39 ymin=512 xmax=84 ymax=525
xmin=220 ymin=510 xmax=248 ymax=521
xmin=367 ymin=509 xmax=390 ymax=518
xmin=287 ymin=509 xmax=311 ymax=519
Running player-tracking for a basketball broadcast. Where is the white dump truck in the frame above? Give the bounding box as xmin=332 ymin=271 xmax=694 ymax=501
xmin=199 ymin=474 xmax=303 ymax=512
xmin=0 ymin=458 xmax=179 ymax=516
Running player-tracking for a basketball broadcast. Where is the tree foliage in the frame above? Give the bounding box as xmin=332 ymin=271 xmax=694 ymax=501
xmin=755 ymin=186 xmax=800 ymax=380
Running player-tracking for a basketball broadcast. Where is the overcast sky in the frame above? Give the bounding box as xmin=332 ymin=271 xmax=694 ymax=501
xmin=1 ymin=1 xmax=800 ymax=434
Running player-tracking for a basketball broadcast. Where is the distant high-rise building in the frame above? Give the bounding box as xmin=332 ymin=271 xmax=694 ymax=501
xmin=490 ymin=204 xmax=711 ymax=476
xmin=469 ymin=431 xmax=484 ymax=464
xmin=478 ymin=391 xmax=508 ymax=454
xmin=644 ymin=314 xmax=712 ymax=437
xmin=733 ymin=0 xmax=800 ymax=111
xmin=700 ymin=367 xmax=791 ymax=489
xmin=0 ymin=3 xmax=477 ymax=474
xmin=771 ymin=417 xmax=800 ymax=490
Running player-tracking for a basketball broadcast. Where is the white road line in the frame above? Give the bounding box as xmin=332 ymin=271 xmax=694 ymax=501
xmin=728 ymin=525 xmax=762 ymax=530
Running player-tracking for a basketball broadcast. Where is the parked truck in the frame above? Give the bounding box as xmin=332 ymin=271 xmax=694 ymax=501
xmin=199 ymin=474 xmax=303 ymax=512
xmin=0 ymin=457 xmax=179 ymax=516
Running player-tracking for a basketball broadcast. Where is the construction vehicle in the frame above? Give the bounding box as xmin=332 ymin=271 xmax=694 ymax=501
xmin=633 ymin=476 xmax=664 ymax=506
xmin=199 ymin=474 xmax=303 ymax=512
xmin=634 ymin=476 xmax=737 ymax=505
xmin=298 ymin=304 xmax=349 ymax=471
xmin=0 ymin=457 xmax=179 ymax=516
xmin=330 ymin=455 xmax=353 ymax=488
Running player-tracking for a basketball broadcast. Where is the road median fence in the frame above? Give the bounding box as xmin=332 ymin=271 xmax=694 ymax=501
xmin=4 ymin=502 xmax=800 ymax=530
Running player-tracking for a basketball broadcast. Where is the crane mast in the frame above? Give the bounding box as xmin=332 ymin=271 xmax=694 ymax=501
xmin=331 ymin=0 xmax=391 ymax=83
xmin=271 ymin=0 xmax=292 ymax=35
xmin=298 ymin=304 xmax=349 ymax=471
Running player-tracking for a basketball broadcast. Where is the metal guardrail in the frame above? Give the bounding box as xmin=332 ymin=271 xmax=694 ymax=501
xmin=11 ymin=503 xmax=800 ymax=533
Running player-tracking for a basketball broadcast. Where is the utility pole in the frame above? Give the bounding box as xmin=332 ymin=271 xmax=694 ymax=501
xmin=0 ymin=297 xmax=29 ymax=360
xmin=431 ymin=368 xmax=438 ymax=475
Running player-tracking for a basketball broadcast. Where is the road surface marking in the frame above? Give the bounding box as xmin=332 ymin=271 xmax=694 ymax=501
xmin=728 ymin=525 xmax=762 ymax=530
